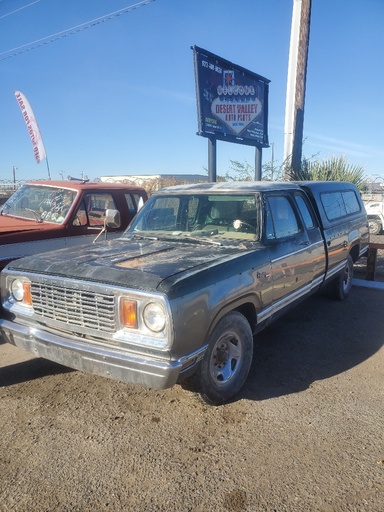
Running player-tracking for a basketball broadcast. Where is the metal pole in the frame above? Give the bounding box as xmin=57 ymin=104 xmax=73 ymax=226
xmin=255 ymin=146 xmax=262 ymax=181
xmin=45 ymin=156 xmax=51 ymax=180
xmin=208 ymin=137 xmax=217 ymax=182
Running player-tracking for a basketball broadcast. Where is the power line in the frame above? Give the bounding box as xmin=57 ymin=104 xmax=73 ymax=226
xmin=0 ymin=0 xmax=41 ymax=20
xmin=0 ymin=0 xmax=155 ymax=61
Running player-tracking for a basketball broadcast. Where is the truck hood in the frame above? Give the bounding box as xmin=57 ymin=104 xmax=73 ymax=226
xmin=7 ymin=236 xmax=255 ymax=292
xmin=0 ymin=215 xmax=45 ymax=236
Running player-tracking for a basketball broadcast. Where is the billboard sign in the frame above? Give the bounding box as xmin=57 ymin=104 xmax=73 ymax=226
xmin=192 ymin=46 xmax=270 ymax=147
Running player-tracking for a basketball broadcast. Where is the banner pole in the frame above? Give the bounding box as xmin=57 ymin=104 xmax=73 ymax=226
xmin=46 ymin=156 xmax=51 ymax=180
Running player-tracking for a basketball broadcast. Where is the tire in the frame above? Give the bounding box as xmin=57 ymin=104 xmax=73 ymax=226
xmin=368 ymin=219 xmax=381 ymax=235
xmin=196 ymin=311 xmax=253 ymax=405
xmin=326 ymin=254 xmax=354 ymax=300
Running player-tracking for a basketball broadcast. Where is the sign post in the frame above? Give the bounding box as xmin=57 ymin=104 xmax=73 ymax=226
xmin=193 ymin=46 xmax=270 ymax=181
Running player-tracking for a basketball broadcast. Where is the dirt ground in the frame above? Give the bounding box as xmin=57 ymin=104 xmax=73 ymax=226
xmin=0 ymin=286 xmax=383 ymax=512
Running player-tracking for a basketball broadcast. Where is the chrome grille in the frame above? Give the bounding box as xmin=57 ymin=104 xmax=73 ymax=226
xmin=31 ymin=282 xmax=116 ymax=332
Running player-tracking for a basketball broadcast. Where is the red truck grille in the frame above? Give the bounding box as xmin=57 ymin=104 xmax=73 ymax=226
xmin=30 ymin=282 xmax=117 ymax=333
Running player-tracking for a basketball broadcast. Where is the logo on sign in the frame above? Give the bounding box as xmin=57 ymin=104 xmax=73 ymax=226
xmin=211 ymin=70 xmax=262 ymax=135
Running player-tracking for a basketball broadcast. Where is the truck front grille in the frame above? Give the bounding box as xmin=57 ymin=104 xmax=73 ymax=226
xmin=31 ymin=282 xmax=116 ymax=333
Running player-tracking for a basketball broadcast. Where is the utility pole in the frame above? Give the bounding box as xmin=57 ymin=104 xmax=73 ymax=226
xmin=283 ymin=0 xmax=312 ymax=176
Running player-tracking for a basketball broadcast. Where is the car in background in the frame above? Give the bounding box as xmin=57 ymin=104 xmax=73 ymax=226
xmin=0 ymin=179 xmax=147 ymax=270
xmin=363 ymin=199 xmax=384 ymax=235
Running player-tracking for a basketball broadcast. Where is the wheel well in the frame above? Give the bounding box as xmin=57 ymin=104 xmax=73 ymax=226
xmin=349 ymin=245 xmax=360 ymax=263
xmin=208 ymin=300 xmax=258 ymax=342
xmin=234 ymin=302 xmax=257 ymax=333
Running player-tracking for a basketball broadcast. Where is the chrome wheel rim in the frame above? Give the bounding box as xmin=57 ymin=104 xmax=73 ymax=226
xmin=342 ymin=264 xmax=352 ymax=292
xmin=209 ymin=331 xmax=242 ymax=387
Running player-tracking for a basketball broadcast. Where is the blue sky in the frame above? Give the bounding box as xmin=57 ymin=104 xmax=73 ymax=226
xmin=1 ymin=0 xmax=384 ymax=183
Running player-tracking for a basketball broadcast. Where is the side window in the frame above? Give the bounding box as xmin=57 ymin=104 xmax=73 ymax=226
xmin=343 ymin=191 xmax=360 ymax=214
xmin=125 ymin=194 xmax=136 ymax=215
xmin=133 ymin=193 xmax=145 ymax=211
xmin=321 ymin=192 xmax=346 ymax=220
xmin=264 ymin=200 xmax=275 ymax=240
xmin=295 ymin=194 xmax=316 ymax=229
xmin=73 ymin=193 xmax=116 ymax=227
xmin=266 ymin=196 xmax=300 ymax=239
xmin=321 ymin=190 xmax=361 ymax=220
xmin=73 ymin=200 xmax=87 ymax=226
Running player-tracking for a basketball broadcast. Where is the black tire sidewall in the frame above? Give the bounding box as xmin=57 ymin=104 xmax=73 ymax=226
xmin=198 ymin=311 xmax=253 ymax=405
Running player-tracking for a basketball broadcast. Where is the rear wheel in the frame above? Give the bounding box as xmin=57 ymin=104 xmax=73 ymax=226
xmin=196 ymin=311 xmax=253 ymax=405
xmin=326 ymin=255 xmax=354 ymax=300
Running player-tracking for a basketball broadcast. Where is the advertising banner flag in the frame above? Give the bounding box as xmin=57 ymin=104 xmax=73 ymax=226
xmin=14 ymin=90 xmax=47 ymax=164
xmin=192 ymin=46 xmax=270 ymax=148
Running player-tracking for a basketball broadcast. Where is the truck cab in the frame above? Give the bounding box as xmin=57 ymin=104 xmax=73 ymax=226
xmin=0 ymin=179 xmax=147 ymax=270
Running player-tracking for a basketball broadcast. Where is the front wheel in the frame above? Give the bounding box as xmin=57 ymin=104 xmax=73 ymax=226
xmin=326 ymin=254 xmax=354 ymax=300
xmin=196 ymin=311 xmax=253 ymax=405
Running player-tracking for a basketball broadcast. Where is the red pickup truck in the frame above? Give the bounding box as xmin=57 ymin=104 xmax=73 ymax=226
xmin=0 ymin=180 xmax=147 ymax=270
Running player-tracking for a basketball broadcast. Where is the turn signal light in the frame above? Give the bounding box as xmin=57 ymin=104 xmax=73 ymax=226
xmin=23 ymin=282 xmax=32 ymax=306
xmin=120 ymin=299 xmax=137 ymax=329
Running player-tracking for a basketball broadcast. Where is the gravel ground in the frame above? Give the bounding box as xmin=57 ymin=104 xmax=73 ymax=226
xmin=0 ymin=287 xmax=383 ymax=512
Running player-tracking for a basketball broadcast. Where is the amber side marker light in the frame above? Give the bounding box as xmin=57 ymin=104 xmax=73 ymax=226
xmin=23 ymin=282 xmax=32 ymax=306
xmin=120 ymin=299 xmax=138 ymax=329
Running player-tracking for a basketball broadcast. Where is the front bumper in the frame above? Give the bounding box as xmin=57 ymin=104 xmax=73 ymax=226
xmin=0 ymin=318 xmax=182 ymax=389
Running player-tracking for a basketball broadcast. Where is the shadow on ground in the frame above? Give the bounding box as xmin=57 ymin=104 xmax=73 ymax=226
xmin=241 ymin=287 xmax=384 ymax=401
xmin=0 ymin=358 xmax=73 ymax=387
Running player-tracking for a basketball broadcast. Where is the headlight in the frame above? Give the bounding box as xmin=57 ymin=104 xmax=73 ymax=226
xmin=11 ymin=279 xmax=32 ymax=305
xmin=11 ymin=279 xmax=24 ymax=301
xmin=143 ymin=302 xmax=166 ymax=332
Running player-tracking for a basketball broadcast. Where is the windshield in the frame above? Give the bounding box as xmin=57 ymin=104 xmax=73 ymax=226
xmin=126 ymin=193 xmax=259 ymax=244
xmin=0 ymin=184 xmax=77 ymax=224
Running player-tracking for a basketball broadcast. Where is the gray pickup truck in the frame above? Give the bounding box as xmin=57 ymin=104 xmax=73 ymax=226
xmin=0 ymin=181 xmax=369 ymax=404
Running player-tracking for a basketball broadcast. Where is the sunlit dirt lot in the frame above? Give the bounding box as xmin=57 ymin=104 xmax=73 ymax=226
xmin=0 ymin=287 xmax=383 ymax=511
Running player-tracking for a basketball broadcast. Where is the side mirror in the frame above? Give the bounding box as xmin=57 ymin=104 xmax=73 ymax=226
xmin=93 ymin=209 xmax=121 ymax=243
xmin=105 ymin=209 xmax=121 ymax=229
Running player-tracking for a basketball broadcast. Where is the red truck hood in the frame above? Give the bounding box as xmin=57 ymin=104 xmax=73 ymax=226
xmin=0 ymin=215 xmax=46 ymax=235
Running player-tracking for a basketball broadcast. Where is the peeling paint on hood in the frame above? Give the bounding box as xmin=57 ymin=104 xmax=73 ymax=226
xmin=7 ymin=236 xmax=255 ymax=292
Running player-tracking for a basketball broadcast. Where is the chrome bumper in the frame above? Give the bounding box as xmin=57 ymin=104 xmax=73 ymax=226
xmin=0 ymin=318 xmax=182 ymax=389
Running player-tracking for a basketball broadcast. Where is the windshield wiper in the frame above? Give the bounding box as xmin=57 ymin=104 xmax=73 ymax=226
xmin=154 ymin=234 xmax=223 ymax=246
xmin=130 ymin=232 xmax=222 ymax=246
xmin=180 ymin=235 xmax=222 ymax=246
xmin=130 ymin=233 xmax=159 ymax=241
